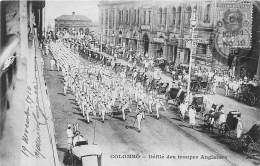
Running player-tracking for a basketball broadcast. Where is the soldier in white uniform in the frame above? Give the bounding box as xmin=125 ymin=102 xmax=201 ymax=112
xmin=121 ymin=98 xmax=130 ymax=121
xmin=136 ymin=103 xmax=143 ymax=133
xmin=50 ymin=58 xmax=56 ymax=70
xmin=154 ymin=98 xmax=166 ymax=120
xmin=100 ymin=101 xmax=106 ymax=123
xmin=85 ymin=102 xmax=91 ymax=123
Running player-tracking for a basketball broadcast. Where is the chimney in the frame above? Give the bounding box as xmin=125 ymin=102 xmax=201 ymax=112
xmin=72 ymin=12 xmax=75 ymax=15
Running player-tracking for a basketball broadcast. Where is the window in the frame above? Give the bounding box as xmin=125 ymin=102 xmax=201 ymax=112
xmin=163 ymin=8 xmax=167 ymax=26
xmin=204 ymin=4 xmax=210 ymax=23
xmin=101 ymin=11 xmax=104 ymax=25
xmin=129 ymin=10 xmax=131 ymax=24
xmin=159 ymin=8 xmax=163 ymax=25
xmin=185 ymin=6 xmax=192 ymax=26
xmin=112 ymin=9 xmax=115 ymax=28
xmin=109 ymin=9 xmax=113 ymax=28
xmin=177 ymin=6 xmax=181 ymax=27
xmin=119 ymin=10 xmax=121 ymax=25
xmin=134 ymin=9 xmax=136 ymax=24
xmin=172 ymin=7 xmax=176 ymax=26
xmin=137 ymin=9 xmax=140 ymax=24
xmin=126 ymin=10 xmax=128 ymax=24
xmin=105 ymin=9 xmax=108 ymax=26
xmin=148 ymin=10 xmax=151 ymax=24
xmin=121 ymin=10 xmax=123 ymax=24
xmin=144 ymin=10 xmax=146 ymax=24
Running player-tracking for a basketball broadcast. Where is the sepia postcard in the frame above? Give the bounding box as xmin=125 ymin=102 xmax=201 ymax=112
xmin=0 ymin=0 xmax=259 ymax=166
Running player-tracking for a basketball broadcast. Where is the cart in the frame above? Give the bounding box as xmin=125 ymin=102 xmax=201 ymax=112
xmin=191 ymin=96 xmax=205 ymax=115
xmin=165 ymin=88 xmax=186 ymax=106
xmin=71 ymin=144 xmax=102 ymax=166
xmin=240 ymin=123 xmax=260 ymax=156
xmin=219 ymin=111 xmax=241 ymax=137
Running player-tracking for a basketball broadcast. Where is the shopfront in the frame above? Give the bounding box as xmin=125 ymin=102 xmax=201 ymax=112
xmin=143 ymin=33 xmax=149 ymax=55
xmin=153 ymin=37 xmax=165 ymax=59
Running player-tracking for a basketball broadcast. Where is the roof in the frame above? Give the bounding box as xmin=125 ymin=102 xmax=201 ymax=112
xmin=55 ymin=14 xmax=91 ymax=22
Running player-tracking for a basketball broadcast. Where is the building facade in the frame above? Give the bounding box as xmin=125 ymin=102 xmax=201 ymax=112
xmin=98 ymin=0 xmax=218 ymax=67
xmin=55 ymin=12 xmax=93 ymax=33
xmin=98 ymin=0 xmax=260 ymax=79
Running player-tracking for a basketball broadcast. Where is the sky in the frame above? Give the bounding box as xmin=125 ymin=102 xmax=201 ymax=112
xmin=45 ymin=0 xmax=100 ymax=28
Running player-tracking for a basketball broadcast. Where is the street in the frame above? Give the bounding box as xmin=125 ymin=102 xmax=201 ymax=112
xmin=43 ymin=53 xmax=259 ymax=166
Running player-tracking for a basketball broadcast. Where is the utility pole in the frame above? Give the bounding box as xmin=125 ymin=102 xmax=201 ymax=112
xmin=187 ymin=11 xmax=198 ymax=101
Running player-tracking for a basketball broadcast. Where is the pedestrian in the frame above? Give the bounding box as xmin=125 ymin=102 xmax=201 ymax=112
xmin=100 ymin=101 xmax=106 ymax=123
xmin=188 ymin=105 xmax=196 ymax=128
xmin=63 ymin=80 xmax=68 ymax=95
xmin=66 ymin=124 xmax=74 ymax=151
xmin=85 ymin=103 xmax=90 ymax=123
xmin=136 ymin=104 xmax=143 ymax=133
xmin=179 ymin=101 xmax=188 ymax=120
xmin=73 ymin=123 xmax=79 ymax=134
xmin=50 ymin=58 xmax=55 ymax=70
xmin=154 ymin=98 xmax=162 ymax=120
xmin=121 ymin=99 xmax=129 ymax=121
xmin=212 ymin=79 xmax=218 ymax=94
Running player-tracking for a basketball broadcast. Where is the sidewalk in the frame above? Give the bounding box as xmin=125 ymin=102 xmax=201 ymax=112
xmin=19 ymin=41 xmax=60 ymax=166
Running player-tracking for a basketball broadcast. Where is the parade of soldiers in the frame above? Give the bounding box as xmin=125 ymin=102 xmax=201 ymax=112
xmin=49 ymin=40 xmax=167 ymax=133
xmin=45 ymin=27 xmax=260 ymax=142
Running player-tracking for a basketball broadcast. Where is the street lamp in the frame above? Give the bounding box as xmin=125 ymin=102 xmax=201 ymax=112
xmin=187 ymin=12 xmax=197 ymax=101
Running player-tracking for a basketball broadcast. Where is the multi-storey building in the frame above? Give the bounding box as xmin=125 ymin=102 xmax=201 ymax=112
xmin=98 ymin=0 xmax=219 ymax=66
xmin=55 ymin=12 xmax=93 ymax=33
xmin=98 ymin=0 xmax=260 ymax=79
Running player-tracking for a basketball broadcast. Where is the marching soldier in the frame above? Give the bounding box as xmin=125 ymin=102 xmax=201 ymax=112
xmin=121 ymin=98 xmax=130 ymax=121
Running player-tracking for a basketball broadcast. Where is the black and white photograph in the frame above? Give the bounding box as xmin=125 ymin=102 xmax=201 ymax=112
xmin=0 ymin=0 xmax=260 ymax=166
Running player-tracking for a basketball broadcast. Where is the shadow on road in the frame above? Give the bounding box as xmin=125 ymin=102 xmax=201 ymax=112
xmin=73 ymin=112 xmax=83 ymax=116
xmin=71 ymin=101 xmax=78 ymax=106
xmin=178 ymin=124 xmax=192 ymax=129
xmin=125 ymin=125 xmax=139 ymax=132
xmin=57 ymin=92 xmax=65 ymax=96
xmin=111 ymin=116 xmax=124 ymax=121
xmin=69 ymin=98 xmax=76 ymax=102
xmin=171 ymin=117 xmax=183 ymax=122
xmin=78 ymin=118 xmax=92 ymax=124
xmin=72 ymin=107 xmax=81 ymax=112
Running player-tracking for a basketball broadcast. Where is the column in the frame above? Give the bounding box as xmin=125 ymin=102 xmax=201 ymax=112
xmin=163 ymin=43 xmax=167 ymax=60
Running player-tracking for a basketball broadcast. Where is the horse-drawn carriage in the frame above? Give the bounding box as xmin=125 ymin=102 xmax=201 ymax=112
xmin=65 ymin=128 xmax=102 ymax=166
xmin=191 ymin=96 xmax=206 ymax=115
xmin=154 ymin=58 xmax=168 ymax=71
xmin=190 ymin=76 xmax=210 ymax=93
xmin=240 ymin=123 xmax=260 ymax=156
xmin=203 ymin=107 xmax=241 ymax=137
xmin=71 ymin=145 xmax=102 ymax=166
xmin=237 ymin=84 xmax=260 ymax=106
xmin=165 ymin=88 xmax=186 ymax=106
